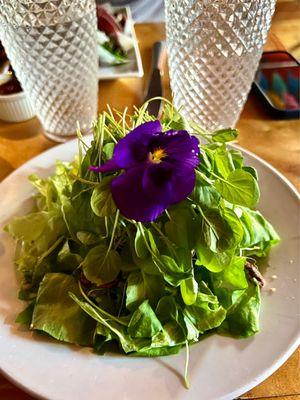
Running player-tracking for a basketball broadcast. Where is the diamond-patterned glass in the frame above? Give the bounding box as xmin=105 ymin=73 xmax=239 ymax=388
xmin=165 ymin=0 xmax=276 ymax=131
xmin=0 ymin=0 xmax=98 ymax=142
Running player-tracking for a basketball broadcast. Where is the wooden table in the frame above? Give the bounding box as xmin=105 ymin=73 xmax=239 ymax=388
xmin=0 ymin=22 xmax=299 ymax=400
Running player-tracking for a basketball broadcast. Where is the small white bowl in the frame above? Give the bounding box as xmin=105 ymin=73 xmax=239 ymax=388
xmin=0 ymin=90 xmax=35 ymax=122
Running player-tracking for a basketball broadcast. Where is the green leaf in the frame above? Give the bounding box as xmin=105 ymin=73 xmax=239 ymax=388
xmin=32 ymin=273 xmax=95 ymax=345
xmin=156 ymin=296 xmax=178 ymax=323
xmin=82 ymin=245 xmax=121 ymax=285
xmin=201 ymin=211 xmax=222 ymax=253
xmin=136 ymin=225 xmax=158 ymax=256
xmin=57 ymin=241 xmax=82 ymax=273
xmin=180 ymin=277 xmax=198 ymax=306
xmin=91 ymin=176 xmax=116 ymax=217
xmin=165 ymin=205 xmax=197 ymax=249
xmin=196 ymin=244 xmax=234 ymax=272
xmin=5 ymin=210 xmax=65 ymax=254
xmin=126 ymin=271 xmax=164 ymax=311
xmin=200 ymin=208 xmax=241 ymax=253
xmin=238 ymin=207 xmax=280 ymax=256
xmin=242 ymin=166 xmax=258 ymax=180
xmin=134 ymin=228 xmax=149 ymax=259
xmin=70 ymin=292 xmax=149 ymax=353
xmin=219 ymin=282 xmax=261 ymax=337
xmin=94 ymin=323 xmax=115 ymax=353
xmin=163 ymin=104 xmax=189 ymax=131
xmin=212 ymin=129 xmax=238 ymax=143
xmin=192 ymin=184 xmax=221 ymax=209
xmin=183 ymin=314 xmax=199 ymax=342
xmin=213 ymin=146 xmax=235 ymax=178
xmin=213 ymin=256 xmax=248 ymax=291
xmin=183 ymin=288 xmax=226 ymax=334
xmin=102 ymin=142 xmax=115 ymax=161
xmin=154 ymin=255 xmax=192 ymax=287
xmin=28 ymin=160 xmax=75 ymax=211
xmin=15 ymin=302 xmax=35 ymax=326
xmin=221 ymin=206 xmax=244 ymax=245
xmin=153 ymin=323 xmax=186 ymax=347
xmin=136 ymin=345 xmax=181 ymax=357
xmin=229 ymin=148 xmax=243 ymax=169
xmin=215 ymin=169 xmax=260 ymax=208
xmin=66 ymin=180 xmax=106 ymax=237
xmin=76 ymin=231 xmax=100 ymax=245
xmin=128 ymin=300 xmax=163 ymax=338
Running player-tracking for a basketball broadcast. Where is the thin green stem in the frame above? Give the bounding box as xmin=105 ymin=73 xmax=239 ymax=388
xmin=104 ymin=210 xmax=120 ymax=259
xmin=71 ymin=186 xmax=93 ymax=200
xmin=61 ymin=205 xmax=79 ymax=243
xmin=36 ymin=236 xmax=64 ymax=267
xmin=135 ymin=103 xmax=148 ymax=127
xmin=121 ymin=107 xmax=128 ymax=135
xmin=165 ymin=209 xmax=172 ymax=221
xmin=78 ymin=281 xmax=128 ymax=327
xmin=184 ymin=341 xmax=190 ymax=389
xmin=197 ymin=205 xmax=219 ymax=239
xmin=104 ymin=216 xmax=109 ymax=238
xmin=104 ymin=126 xmax=118 ymax=144
xmin=70 ymin=174 xmax=98 ymax=186
xmin=117 ymin=282 xmax=127 ymax=318
xmin=151 ymin=222 xmax=177 ymax=259
xmin=137 ymin=222 xmax=153 ymax=255
xmin=195 ymin=168 xmax=215 ymax=185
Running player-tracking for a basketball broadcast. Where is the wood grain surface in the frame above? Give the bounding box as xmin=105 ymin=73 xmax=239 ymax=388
xmin=0 ymin=2 xmax=299 ymax=399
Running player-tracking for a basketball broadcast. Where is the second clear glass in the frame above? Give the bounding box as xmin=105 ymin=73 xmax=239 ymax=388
xmin=165 ymin=0 xmax=276 ymax=131
xmin=0 ymin=0 xmax=99 ymax=142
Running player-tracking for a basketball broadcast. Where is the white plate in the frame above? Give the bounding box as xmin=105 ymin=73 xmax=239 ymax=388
xmin=0 ymin=138 xmax=299 ymax=400
xmin=98 ymin=7 xmax=144 ymax=81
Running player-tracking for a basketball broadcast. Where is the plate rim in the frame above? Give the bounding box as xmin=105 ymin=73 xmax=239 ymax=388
xmin=0 ymin=137 xmax=299 ymax=400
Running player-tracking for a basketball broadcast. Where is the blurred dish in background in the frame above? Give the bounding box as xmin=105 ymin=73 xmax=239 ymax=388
xmin=0 ymin=42 xmax=35 ymax=122
xmin=97 ymin=4 xmax=143 ymax=80
xmin=254 ymin=51 xmax=300 ymax=119
xmin=0 ymin=42 xmax=22 ymax=95
xmin=97 ymin=4 xmax=134 ymax=65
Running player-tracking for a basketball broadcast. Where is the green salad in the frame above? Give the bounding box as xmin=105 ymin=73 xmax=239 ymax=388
xmin=5 ymin=101 xmax=279 ymax=387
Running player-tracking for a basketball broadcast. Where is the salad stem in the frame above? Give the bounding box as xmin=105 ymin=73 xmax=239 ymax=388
xmin=70 ymin=174 xmax=99 ymax=186
xmin=151 ymin=222 xmax=177 ymax=259
xmin=78 ymin=281 xmax=128 ymax=327
xmin=105 ymin=210 xmax=120 ymax=259
xmin=184 ymin=340 xmax=190 ymax=389
xmin=137 ymin=222 xmax=154 ymax=255
xmin=36 ymin=236 xmax=64 ymax=267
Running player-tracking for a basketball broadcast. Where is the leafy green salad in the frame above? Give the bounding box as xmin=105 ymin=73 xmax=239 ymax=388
xmin=5 ymin=101 xmax=279 ymax=387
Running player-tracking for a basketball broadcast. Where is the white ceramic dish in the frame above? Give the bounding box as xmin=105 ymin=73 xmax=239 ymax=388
xmin=0 ymin=91 xmax=35 ymax=122
xmin=98 ymin=7 xmax=144 ymax=81
xmin=0 ymin=138 xmax=299 ymax=400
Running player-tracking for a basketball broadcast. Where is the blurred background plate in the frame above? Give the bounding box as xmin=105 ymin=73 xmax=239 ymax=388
xmin=98 ymin=6 xmax=144 ymax=80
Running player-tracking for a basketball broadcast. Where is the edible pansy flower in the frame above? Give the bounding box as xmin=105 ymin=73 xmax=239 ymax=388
xmin=90 ymin=120 xmax=200 ymax=222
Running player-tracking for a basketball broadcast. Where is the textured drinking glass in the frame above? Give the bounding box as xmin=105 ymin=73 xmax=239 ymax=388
xmin=0 ymin=0 xmax=98 ymax=142
xmin=165 ymin=0 xmax=276 ymax=131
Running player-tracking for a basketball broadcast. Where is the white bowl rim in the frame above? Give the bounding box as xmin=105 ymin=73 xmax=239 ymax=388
xmin=0 ymin=90 xmax=27 ymax=101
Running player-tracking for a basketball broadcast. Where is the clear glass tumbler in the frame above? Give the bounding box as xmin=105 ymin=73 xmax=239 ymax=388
xmin=0 ymin=0 xmax=98 ymax=142
xmin=165 ymin=0 xmax=276 ymax=131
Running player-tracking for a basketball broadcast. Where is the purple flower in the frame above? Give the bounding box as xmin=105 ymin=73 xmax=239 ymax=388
xmin=90 ymin=120 xmax=200 ymax=222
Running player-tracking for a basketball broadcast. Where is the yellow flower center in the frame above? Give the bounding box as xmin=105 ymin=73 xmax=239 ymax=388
xmin=149 ymin=148 xmax=166 ymax=164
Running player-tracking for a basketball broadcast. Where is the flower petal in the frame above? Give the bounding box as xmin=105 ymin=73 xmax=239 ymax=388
xmin=143 ymin=162 xmax=196 ymax=205
xmin=89 ymin=159 xmax=119 ymax=173
xmin=93 ymin=120 xmax=162 ymax=174
xmin=169 ymin=169 xmax=196 ymax=204
xmin=142 ymin=163 xmax=174 ymax=201
xmin=111 ymin=165 xmax=168 ymax=222
xmin=158 ymin=130 xmax=200 ymax=170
